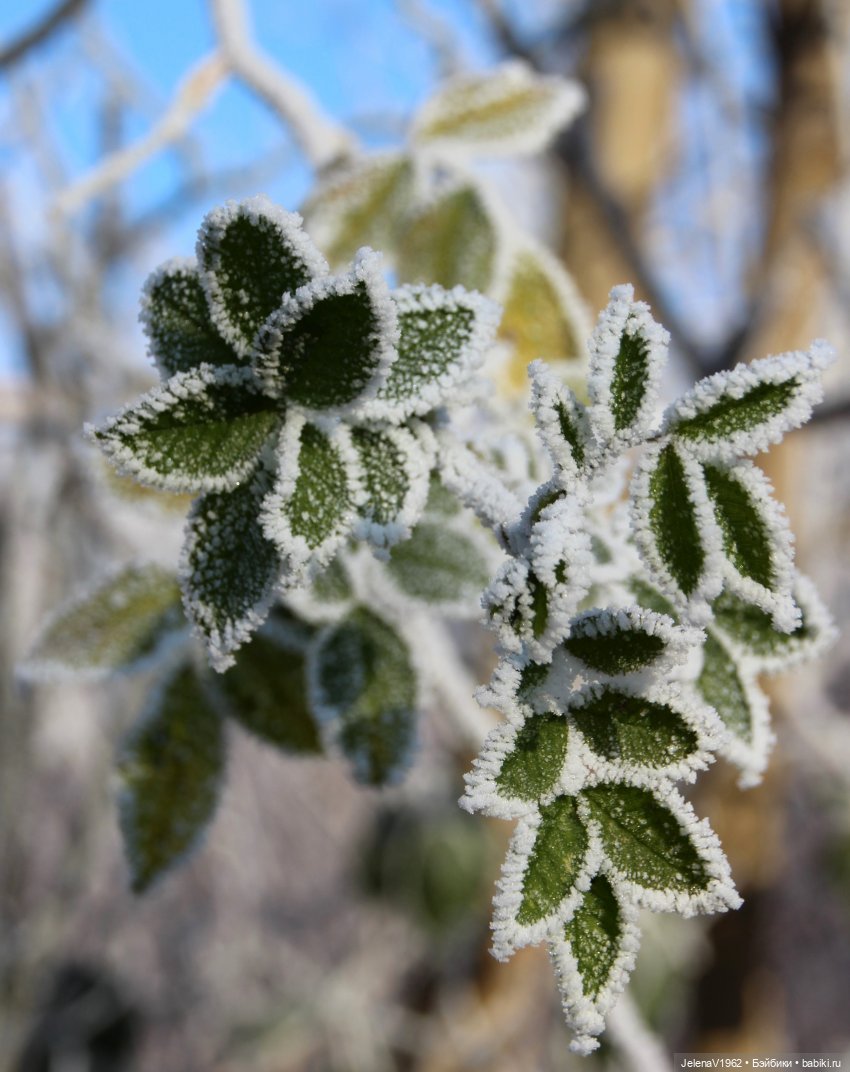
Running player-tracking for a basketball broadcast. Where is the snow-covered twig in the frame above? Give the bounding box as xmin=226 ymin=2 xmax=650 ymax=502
xmin=209 ymin=0 xmax=355 ymax=167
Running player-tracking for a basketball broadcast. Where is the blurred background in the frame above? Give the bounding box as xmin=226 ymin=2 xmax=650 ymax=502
xmin=1 ymin=0 xmax=849 ymax=1068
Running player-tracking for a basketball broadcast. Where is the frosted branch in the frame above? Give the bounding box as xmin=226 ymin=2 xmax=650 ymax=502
xmin=209 ymin=0 xmax=356 ymax=167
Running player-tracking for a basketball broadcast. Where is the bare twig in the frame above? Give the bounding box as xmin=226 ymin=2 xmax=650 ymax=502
xmin=51 ymin=53 xmax=227 ymax=218
xmin=0 ymin=0 xmax=89 ymax=70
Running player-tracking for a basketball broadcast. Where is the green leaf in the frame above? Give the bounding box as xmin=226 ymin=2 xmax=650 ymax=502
xmin=90 ymin=366 xmax=280 ymax=494
xmin=628 ymin=577 xmax=678 ymax=619
xmin=352 ymin=425 xmax=431 ymax=546
xmin=140 ymin=259 xmax=237 ymax=377
xmin=360 ymin=284 xmax=497 ymax=420
xmin=499 ymin=247 xmax=587 ymax=390
xmin=712 ymin=580 xmax=830 ymax=665
xmin=672 ymin=380 xmax=798 ymax=443
xmin=396 ymin=186 xmax=497 ymax=292
xmin=496 ymin=714 xmax=569 ymax=801
xmin=572 ymin=688 xmax=699 ymax=767
xmin=517 ymin=796 xmax=589 ymax=925
xmin=311 ymin=608 xmax=417 ymax=785
xmin=641 ymin=442 xmax=705 ymax=598
xmin=183 ymin=465 xmax=282 ymax=671
xmin=664 ymin=343 xmax=832 ymax=459
xmin=412 ymin=61 xmax=583 ymax=156
xmin=562 ymin=610 xmax=666 ymax=675
xmin=696 ymin=631 xmax=753 ymax=742
xmin=302 ymin=153 xmax=413 ymax=267
xmin=262 ymin=418 xmax=356 ymax=566
xmin=610 ymin=330 xmax=650 ymax=433
xmin=311 ymin=556 xmax=353 ymax=604
xmin=581 ymin=784 xmax=710 ymax=893
xmin=703 ymin=464 xmax=774 ymax=588
xmin=564 ymin=875 xmax=623 ymax=998
xmin=386 ymin=521 xmax=491 ymax=607
xmin=197 ymin=196 xmax=327 ymax=354
xmin=254 ymin=254 xmax=396 ymax=410
xmin=218 ymin=632 xmax=321 ymax=753
xmin=119 ymin=663 xmax=224 ymax=892
xmin=22 ymin=564 xmax=183 ymax=680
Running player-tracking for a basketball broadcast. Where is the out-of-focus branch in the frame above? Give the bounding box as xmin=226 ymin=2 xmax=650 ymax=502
xmin=0 ymin=0 xmax=89 ymax=70
xmin=209 ymin=0 xmax=356 ymax=168
xmin=396 ymin=0 xmax=464 ymax=79
xmin=608 ymin=993 xmax=674 ymax=1072
xmin=51 ymin=53 xmax=227 ymax=218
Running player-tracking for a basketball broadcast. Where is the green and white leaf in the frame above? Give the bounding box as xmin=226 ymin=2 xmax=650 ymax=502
xmin=577 ymin=779 xmax=740 ymax=916
xmin=309 ymin=607 xmax=418 ymax=786
xmin=587 ymin=284 xmax=670 ymax=451
xmin=216 ymin=630 xmax=322 ymax=754
xmin=260 ymin=413 xmax=362 ymax=573
xmin=490 ymin=793 xmax=598 ymax=958
xmin=701 ymin=460 xmax=798 ymax=632
xmin=551 ymin=606 xmax=701 ymax=681
xmin=711 ymin=573 xmax=835 ymax=674
xmin=252 ymin=249 xmax=399 ymax=413
xmin=411 ymin=61 xmax=585 ymax=158
xmin=301 ymin=152 xmax=414 ymax=267
xmin=664 ymin=340 xmax=833 ymax=461
xmin=88 ymin=364 xmax=280 ymax=494
xmin=396 ymin=183 xmax=501 ymax=293
xmin=498 ymin=243 xmax=590 ymax=389
xmin=354 ymin=283 xmax=500 ymax=422
xmin=548 ymin=874 xmax=641 ymax=1055
xmin=181 ymin=464 xmax=283 ymax=672
xmin=21 ymin=563 xmax=184 ymax=682
xmin=630 ymin=440 xmax=723 ymax=620
xmin=385 ymin=517 xmax=495 ymax=616
xmin=118 ymin=662 xmax=225 ymax=892
xmin=351 ymin=422 xmax=434 ymax=553
xmin=197 ymin=195 xmax=328 ymax=356
xmin=696 ymin=627 xmax=773 ymax=788
xmin=529 ymin=361 xmax=593 ymax=481
xmin=140 ymin=257 xmax=238 ymax=377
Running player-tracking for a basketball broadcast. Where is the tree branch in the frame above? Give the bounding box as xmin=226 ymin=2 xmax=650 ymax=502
xmin=0 ymin=0 xmax=89 ymax=71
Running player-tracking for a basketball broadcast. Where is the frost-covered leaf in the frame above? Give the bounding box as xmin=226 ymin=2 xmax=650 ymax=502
xmin=356 ymin=284 xmax=499 ymax=421
xmin=21 ymin=564 xmax=183 ymax=681
xmin=702 ymin=461 xmax=797 ymax=630
xmin=550 ymin=875 xmax=640 ymax=1056
xmin=261 ymin=415 xmax=360 ymax=571
xmin=587 ymin=284 xmax=669 ymax=449
xmin=119 ymin=663 xmax=224 ymax=892
xmin=253 ymin=250 xmax=398 ymax=411
xmin=664 ymin=341 xmax=833 ymax=460
xmin=89 ymin=365 xmax=280 ymax=494
xmin=529 ymin=360 xmax=592 ymax=479
xmin=484 ymin=558 xmax=551 ymax=655
xmin=579 ymin=782 xmax=739 ymax=913
xmin=217 ymin=631 xmax=321 ymax=754
xmin=495 ymin=712 xmax=569 ymax=803
xmin=516 ymin=796 xmax=589 ymax=926
xmin=396 ymin=185 xmax=498 ymax=293
xmin=386 ymin=520 xmax=492 ymax=610
xmin=140 ymin=258 xmax=237 ymax=377
xmin=559 ymin=606 xmax=691 ymax=677
xmin=310 ymin=607 xmax=417 ymax=785
xmin=631 ymin=441 xmax=720 ymax=613
xmin=182 ymin=465 xmax=282 ymax=672
xmin=711 ymin=574 xmax=835 ymax=672
xmin=571 ymin=686 xmax=701 ymax=769
xmin=351 ymin=423 xmax=433 ymax=551
xmin=696 ymin=629 xmax=771 ymax=787
xmin=412 ymin=61 xmax=585 ymax=157
xmin=499 ymin=246 xmax=590 ymax=389
xmin=302 ymin=153 xmax=414 ymax=267
xmin=197 ymin=196 xmax=328 ymax=356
